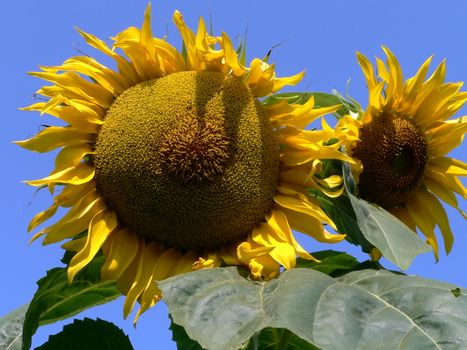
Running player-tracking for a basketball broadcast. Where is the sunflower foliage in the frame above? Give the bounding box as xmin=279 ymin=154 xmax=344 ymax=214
xmin=4 ymin=5 xmax=467 ymax=350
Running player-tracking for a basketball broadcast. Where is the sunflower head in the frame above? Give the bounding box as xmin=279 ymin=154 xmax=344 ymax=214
xmin=17 ymin=5 xmax=349 ymax=321
xmin=341 ymin=47 xmax=467 ymax=259
xmin=352 ymin=111 xmax=428 ymax=208
xmin=94 ymin=70 xmax=280 ymax=250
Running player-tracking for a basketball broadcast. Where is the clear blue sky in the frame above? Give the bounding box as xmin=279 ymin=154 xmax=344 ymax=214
xmin=2 ymin=1 xmax=466 ymax=349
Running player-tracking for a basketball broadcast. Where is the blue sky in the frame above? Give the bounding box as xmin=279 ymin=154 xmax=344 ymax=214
xmin=2 ymin=1 xmax=466 ymax=349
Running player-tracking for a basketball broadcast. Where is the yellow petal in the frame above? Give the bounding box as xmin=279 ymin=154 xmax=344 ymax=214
xmin=366 ymin=81 xmax=385 ymax=121
xmin=424 ymin=177 xmax=460 ymax=209
xmin=389 ymin=207 xmax=417 ymax=232
xmin=133 ymin=248 xmax=183 ymax=323
xmin=221 ymin=32 xmax=246 ymax=76
xmin=279 ymin=206 xmax=345 ymax=243
xmin=134 ymin=283 xmax=162 ymax=324
xmin=123 ymin=242 xmax=165 ymax=318
xmin=415 ymin=83 xmax=463 ymax=127
xmin=428 ymin=120 xmax=467 ymax=157
xmin=61 ymin=236 xmax=87 ymax=252
xmin=25 ymin=163 xmax=95 ymax=187
xmin=266 ymin=209 xmax=317 ymax=263
xmin=404 ymin=55 xmax=433 ymax=102
xmin=76 ymin=28 xmax=139 ymax=86
xmin=426 ymin=168 xmax=467 ymax=199
xmin=101 ymin=228 xmax=140 ymax=280
xmin=356 ymin=51 xmax=376 ymax=89
xmin=376 ymin=57 xmax=389 ymax=82
xmin=417 ymin=188 xmax=454 ymax=254
xmin=51 ymin=56 xmax=126 ymax=96
xmin=36 ymin=190 xmax=104 ymax=244
xmin=431 ymin=157 xmax=467 ymax=176
xmin=173 ymin=251 xmax=199 ymax=275
xmin=28 ymin=204 xmax=59 ymax=232
xmin=412 ymin=60 xmax=446 ymax=111
xmin=30 ymin=71 xmax=114 ymax=108
xmin=382 ymin=46 xmax=404 ymax=102
xmin=15 ymin=127 xmax=92 ymax=153
xmin=237 ymin=240 xmax=274 ymax=262
xmin=68 ymin=209 xmax=118 ymax=282
xmin=246 ymin=59 xmax=275 ymax=97
xmin=272 ymin=70 xmax=305 ymax=92
xmin=140 ymin=4 xmax=153 ymax=50
xmin=251 ymin=222 xmax=296 ymax=269
xmin=116 ymin=237 xmax=145 ymax=298
xmin=274 ymin=192 xmax=335 ymax=228
xmin=248 ymin=254 xmax=280 ymax=280
xmin=405 ymin=196 xmax=439 ymax=260
xmin=173 ymin=10 xmax=200 ymax=70
xmin=52 ymin=145 xmax=93 ymax=174
xmin=56 ymin=182 xmax=96 ymax=208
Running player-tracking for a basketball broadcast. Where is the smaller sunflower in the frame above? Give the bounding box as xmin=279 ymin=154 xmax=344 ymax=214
xmin=341 ymin=47 xmax=467 ymax=259
xmin=17 ymin=5 xmax=351 ymax=321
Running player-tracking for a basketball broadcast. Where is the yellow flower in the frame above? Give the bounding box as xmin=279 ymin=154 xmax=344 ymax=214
xmin=342 ymin=47 xmax=467 ymax=260
xmin=17 ymin=5 xmax=348 ymax=321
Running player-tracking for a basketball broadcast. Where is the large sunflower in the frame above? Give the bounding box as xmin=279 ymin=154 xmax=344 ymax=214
xmin=341 ymin=47 xmax=466 ymax=260
xmin=17 ymin=6 xmax=350 ymax=320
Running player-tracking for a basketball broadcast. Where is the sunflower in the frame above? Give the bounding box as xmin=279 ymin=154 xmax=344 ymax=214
xmin=340 ymin=47 xmax=467 ymax=260
xmin=17 ymin=5 xmax=350 ymax=320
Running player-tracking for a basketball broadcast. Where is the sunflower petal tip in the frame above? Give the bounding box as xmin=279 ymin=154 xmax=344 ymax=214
xmin=173 ymin=9 xmax=182 ymax=19
xmin=74 ymin=26 xmax=86 ymax=34
xmin=67 ymin=268 xmax=76 ymax=284
xmin=144 ymin=3 xmax=152 ymax=20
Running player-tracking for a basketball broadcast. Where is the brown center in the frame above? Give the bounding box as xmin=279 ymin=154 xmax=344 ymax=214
xmin=352 ymin=113 xmax=428 ymax=208
xmin=159 ymin=112 xmax=230 ymax=182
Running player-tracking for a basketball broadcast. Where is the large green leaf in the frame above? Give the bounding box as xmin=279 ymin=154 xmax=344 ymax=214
xmin=342 ymin=162 xmax=431 ymax=269
xmin=160 ymin=267 xmax=467 ymax=350
xmin=35 ymin=318 xmax=133 ymax=350
xmin=0 ymin=304 xmax=28 ymax=350
xmin=337 ymin=270 xmax=467 ymax=349
xmin=22 ymin=257 xmax=120 ymax=350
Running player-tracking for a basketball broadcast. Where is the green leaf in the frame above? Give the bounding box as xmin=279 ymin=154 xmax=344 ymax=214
xmin=262 ymin=92 xmax=355 ymax=118
xmin=35 ymin=318 xmax=133 ymax=350
xmin=170 ymin=316 xmax=204 ymax=350
xmin=243 ymin=328 xmax=320 ymax=350
xmin=160 ymin=267 xmax=467 ymax=350
xmin=337 ymin=269 xmax=467 ymax=349
xmin=22 ymin=257 xmax=120 ymax=350
xmin=342 ymin=162 xmax=431 ymax=269
xmin=0 ymin=304 xmax=28 ymax=350
xmin=315 ymin=191 xmax=374 ymax=252
xmin=296 ymin=250 xmax=359 ymax=276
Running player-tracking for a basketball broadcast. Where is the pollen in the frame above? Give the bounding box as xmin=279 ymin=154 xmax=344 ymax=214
xmin=352 ymin=113 xmax=428 ymax=208
xmin=94 ymin=71 xmax=280 ymax=250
